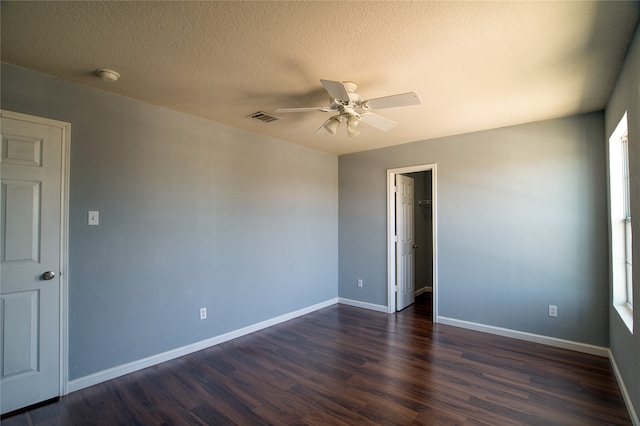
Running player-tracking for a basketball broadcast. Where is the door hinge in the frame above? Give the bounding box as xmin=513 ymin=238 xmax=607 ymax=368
xmin=394 ymin=285 xmax=399 ymax=292
xmin=394 ymin=235 xmax=398 ymax=243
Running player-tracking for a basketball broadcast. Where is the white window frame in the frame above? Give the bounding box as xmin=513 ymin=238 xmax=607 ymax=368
xmin=622 ymin=134 xmax=633 ymax=310
xmin=609 ymin=112 xmax=633 ymax=332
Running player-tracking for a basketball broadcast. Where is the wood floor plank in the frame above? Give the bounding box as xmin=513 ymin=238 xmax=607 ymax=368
xmin=2 ymin=293 xmax=631 ymax=425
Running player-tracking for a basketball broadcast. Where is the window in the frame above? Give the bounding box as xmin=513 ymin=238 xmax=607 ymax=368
xmin=609 ymin=112 xmax=633 ymax=332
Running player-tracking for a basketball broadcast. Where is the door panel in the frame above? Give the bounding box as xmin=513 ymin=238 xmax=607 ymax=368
xmin=1 ymin=115 xmax=63 ymax=414
xmin=396 ymin=174 xmax=415 ymax=311
xmin=3 ymin=180 xmax=42 ymax=262
xmin=1 ymin=290 xmax=39 ymax=377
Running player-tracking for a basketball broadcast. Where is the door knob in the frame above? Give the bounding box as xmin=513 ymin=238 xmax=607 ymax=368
xmin=412 ymin=244 xmax=418 ymax=249
xmin=42 ymin=271 xmax=56 ymax=281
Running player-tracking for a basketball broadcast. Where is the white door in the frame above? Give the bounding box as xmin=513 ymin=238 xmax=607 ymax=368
xmin=396 ymin=174 xmax=416 ymax=311
xmin=1 ymin=114 xmax=65 ymax=414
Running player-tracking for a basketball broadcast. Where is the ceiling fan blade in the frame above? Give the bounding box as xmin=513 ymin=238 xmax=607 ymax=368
xmin=275 ymin=106 xmax=332 ymax=113
xmin=315 ymin=117 xmax=332 ymax=134
xmin=320 ymin=79 xmax=350 ymax=102
xmin=364 ymin=92 xmax=421 ymax=110
xmin=315 ymin=116 xmax=342 ymax=134
xmin=359 ymin=112 xmax=398 ymax=131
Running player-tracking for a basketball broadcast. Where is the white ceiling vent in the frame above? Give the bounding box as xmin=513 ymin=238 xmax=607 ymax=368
xmin=247 ymin=111 xmax=281 ymax=123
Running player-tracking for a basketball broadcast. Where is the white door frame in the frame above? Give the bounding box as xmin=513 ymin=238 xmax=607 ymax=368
xmin=1 ymin=110 xmax=71 ymax=397
xmin=386 ymin=164 xmax=437 ymax=320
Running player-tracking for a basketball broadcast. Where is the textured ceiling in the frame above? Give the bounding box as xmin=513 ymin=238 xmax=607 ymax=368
xmin=2 ymin=1 xmax=639 ymax=155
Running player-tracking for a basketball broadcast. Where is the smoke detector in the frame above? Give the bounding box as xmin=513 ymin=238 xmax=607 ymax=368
xmin=97 ymin=69 xmax=120 ymax=82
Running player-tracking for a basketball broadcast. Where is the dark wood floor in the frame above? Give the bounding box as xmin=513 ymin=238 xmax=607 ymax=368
xmin=3 ymin=293 xmax=631 ymax=425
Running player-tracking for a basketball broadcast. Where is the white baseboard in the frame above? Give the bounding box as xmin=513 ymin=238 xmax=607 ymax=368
xmin=415 ymin=286 xmax=432 ymax=296
xmin=609 ymin=349 xmax=639 ymax=425
xmin=437 ymin=316 xmax=609 ymax=357
xmin=338 ymin=297 xmax=389 ymax=313
xmin=67 ymin=297 xmax=339 ymax=393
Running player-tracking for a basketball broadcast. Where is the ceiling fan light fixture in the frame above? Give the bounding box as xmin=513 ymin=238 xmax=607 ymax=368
xmin=346 ymin=113 xmax=361 ymax=137
xmin=324 ymin=116 xmax=342 ymax=135
xmin=347 ymin=114 xmax=360 ymax=128
xmin=347 ymin=126 xmax=361 ymax=138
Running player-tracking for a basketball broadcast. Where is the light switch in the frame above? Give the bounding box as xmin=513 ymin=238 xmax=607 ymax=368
xmin=88 ymin=211 xmax=99 ymax=225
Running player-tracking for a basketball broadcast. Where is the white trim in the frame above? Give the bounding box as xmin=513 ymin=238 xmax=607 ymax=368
xmin=59 ymin=119 xmax=71 ymax=396
xmin=609 ymin=349 xmax=640 ymax=425
xmin=387 ymin=171 xmax=396 ymax=314
xmin=387 ymin=164 xmax=438 ymax=318
xmin=614 ymin=303 xmax=634 ymax=334
xmin=67 ymin=297 xmax=338 ymax=393
xmin=0 ymin=110 xmax=71 ymax=397
xmin=437 ymin=316 xmax=609 ymax=357
xmin=338 ymin=297 xmax=389 ymax=313
xmin=415 ymin=286 xmax=432 ymax=296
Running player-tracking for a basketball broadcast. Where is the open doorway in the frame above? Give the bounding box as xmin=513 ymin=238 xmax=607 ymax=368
xmin=387 ymin=164 xmax=437 ymax=320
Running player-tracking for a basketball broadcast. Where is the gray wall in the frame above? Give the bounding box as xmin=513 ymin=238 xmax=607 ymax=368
xmin=1 ymin=63 xmax=339 ymax=380
xmin=606 ymin=23 xmax=640 ymax=420
xmin=339 ymin=112 xmax=609 ymax=346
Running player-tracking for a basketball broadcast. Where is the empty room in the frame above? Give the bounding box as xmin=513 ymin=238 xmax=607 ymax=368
xmin=1 ymin=1 xmax=639 ymax=424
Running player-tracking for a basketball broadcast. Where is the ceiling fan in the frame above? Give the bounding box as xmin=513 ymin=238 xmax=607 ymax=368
xmin=274 ymin=79 xmax=421 ymax=137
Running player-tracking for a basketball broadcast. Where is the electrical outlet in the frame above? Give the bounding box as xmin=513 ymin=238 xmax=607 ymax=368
xmin=200 ymin=307 xmax=207 ymax=320
xmin=357 ymin=279 xmax=363 ymax=288
xmin=548 ymin=305 xmax=557 ymax=317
